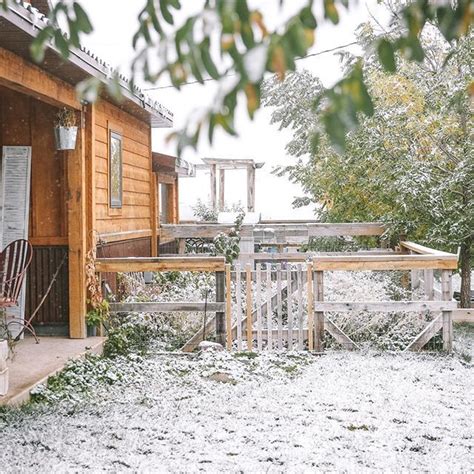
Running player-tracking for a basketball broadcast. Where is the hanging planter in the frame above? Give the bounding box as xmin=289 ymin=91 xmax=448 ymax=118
xmin=54 ymin=108 xmax=78 ymax=151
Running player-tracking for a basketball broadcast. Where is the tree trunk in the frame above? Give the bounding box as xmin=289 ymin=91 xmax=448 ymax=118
xmin=459 ymin=237 xmax=472 ymax=308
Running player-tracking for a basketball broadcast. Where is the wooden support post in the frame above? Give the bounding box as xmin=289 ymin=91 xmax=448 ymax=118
xmin=266 ymin=264 xmax=272 ymax=349
xmin=67 ymin=114 xmax=87 ymax=339
xmin=235 ymin=263 xmax=242 ymax=350
xmin=441 ymin=269 xmax=453 ymax=352
xmin=210 ymin=164 xmax=217 ymax=212
xmin=256 ymin=263 xmax=263 ymax=351
xmin=85 ymin=104 xmax=96 ymax=253
xmin=314 ymin=270 xmax=324 ymax=352
xmin=150 ymin=173 xmax=158 ymax=257
xmin=178 ymin=238 xmax=186 ymax=254
xmin=173 ymin=177 xmax=180 ymax=223
xmin=307 ymin=263 xmax=314 ymax=351
xmin=215 ymin=269 xmax=225 ymax=346
xmin=247 ymin=165 xmax=255 ymax=212
xmin=424 ymin=269 xmax=434 ymax=300
xmin=246 ymin=263 xmax=253 ymax=350
xmin=411 ymin=269 xmax=420 ymax=290
xmin=225 ymin=264 xmax=232 ymax=350
xmin=218 ymin=168 xmax=225 ymax=212
xmin=276 ymin=264 xmax=283 ymax=350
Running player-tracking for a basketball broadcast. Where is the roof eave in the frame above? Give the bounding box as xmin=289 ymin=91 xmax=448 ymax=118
xmin=2 ymin=2 xmax=173 ymax=128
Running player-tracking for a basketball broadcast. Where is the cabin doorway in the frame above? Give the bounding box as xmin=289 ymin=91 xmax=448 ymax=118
xmin=0 ymin=86 xmax=69 ymax=336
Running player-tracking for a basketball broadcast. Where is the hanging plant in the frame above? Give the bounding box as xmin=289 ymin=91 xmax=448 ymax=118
xmin=54 ymin=107 xmax=78 ymax=151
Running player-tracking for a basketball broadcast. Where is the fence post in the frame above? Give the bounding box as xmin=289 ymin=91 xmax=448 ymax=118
xmin=225 ymin=264 xmax=232 ymax=350
xmin=423 ymin=269 xmax=434 ymax=300
xmin=215 ymin=269 xmax=225 ymax=347
xmin=441 ymin=269 xmax=453 ymax=352
xmin=410 ymin=269 xmax=420 ymax=290
xmin=314 ymin=268 xmax=324 ymax=352
xmin=306 ymin=263 xmax=314 ymax=351
xmin=246 ymin=263 xmax=253 ymax=351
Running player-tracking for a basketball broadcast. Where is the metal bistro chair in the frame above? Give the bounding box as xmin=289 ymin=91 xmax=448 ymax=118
xmin=0 ymin=239 xmax=34 ymax=340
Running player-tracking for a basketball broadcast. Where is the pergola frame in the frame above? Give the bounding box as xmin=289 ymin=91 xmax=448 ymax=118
xmin=196 ymin=158 xmax=264 ymax=212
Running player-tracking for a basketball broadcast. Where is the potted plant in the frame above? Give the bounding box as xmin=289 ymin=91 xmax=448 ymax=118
xmin=86 ymin=299 xmax=109 ymax=337
xmin=54 ymin=107 xmax=78 ymax=150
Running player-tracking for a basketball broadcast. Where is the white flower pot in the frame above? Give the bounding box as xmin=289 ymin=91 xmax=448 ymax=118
xmin=54 ymin=126 xmax=78 ymax=150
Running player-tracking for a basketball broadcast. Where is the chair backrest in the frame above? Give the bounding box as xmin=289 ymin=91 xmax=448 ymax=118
xmin=0 ymin=239 xmax=33 ymax=306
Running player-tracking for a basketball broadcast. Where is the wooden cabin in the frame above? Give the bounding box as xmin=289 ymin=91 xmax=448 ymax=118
xmin=0 ymin=1 xmax=185 ymax=338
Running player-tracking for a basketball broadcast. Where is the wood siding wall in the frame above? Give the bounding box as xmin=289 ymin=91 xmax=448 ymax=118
xmin=94 ymin=100 xmax=153 ymax=244
xmin=0 ymin=86 xmax=67 ymax=245
xmin=25 ymin=246 xmax=69 ymax=332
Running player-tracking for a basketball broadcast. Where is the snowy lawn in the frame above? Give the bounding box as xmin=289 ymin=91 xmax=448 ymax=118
xmin=0 ymin=349 xmax=472 ymax=472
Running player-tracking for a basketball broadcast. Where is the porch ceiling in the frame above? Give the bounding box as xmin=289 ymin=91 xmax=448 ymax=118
xmin=0 ymin=3 xmax=173 ymax=128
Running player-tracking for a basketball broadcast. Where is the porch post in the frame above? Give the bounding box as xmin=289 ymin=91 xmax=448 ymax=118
xmin=210 ymin=164 xmax=217 ymax=212
xmin=218 ymin=168 xmax=225 ymax=211
xmin=150 ymin=130 xmax=158 ymax=257
xmin=67 ymin=108 xmax=87 ymax=339
xmin=247 ymin=165 xmax=255 ymax=212
xmin=85 ymin=104 xmax=96 ymax=252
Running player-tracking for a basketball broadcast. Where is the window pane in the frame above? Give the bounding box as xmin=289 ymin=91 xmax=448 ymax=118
xmin=110 ymin=132 xmax=122 ymax=208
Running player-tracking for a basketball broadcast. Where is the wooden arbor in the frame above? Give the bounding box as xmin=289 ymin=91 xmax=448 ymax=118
xmin=196 ymin=158 xmax=264 ymax=212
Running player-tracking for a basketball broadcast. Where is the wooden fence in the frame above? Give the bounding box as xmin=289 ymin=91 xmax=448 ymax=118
xmin=225 ymin=242 xmax=460 ymax=352
xmin=94 ymin=241 xmax=468 ymax=354
xmin=95 ymin=256 xmax=227 ymax=351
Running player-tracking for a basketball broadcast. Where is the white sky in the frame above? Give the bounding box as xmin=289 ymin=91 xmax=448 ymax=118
xmin=78 ymin=0 xmax=390 ymax=220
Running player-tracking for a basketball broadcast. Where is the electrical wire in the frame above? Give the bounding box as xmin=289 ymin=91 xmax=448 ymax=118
xmin=143 ymin=39 xmax=359 ymax=91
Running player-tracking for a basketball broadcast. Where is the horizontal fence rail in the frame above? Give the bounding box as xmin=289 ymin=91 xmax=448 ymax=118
xmin=161 ymin=222 xmax=386 ymax=241
xmin=109 ymin=302 xmax=226 ymax=313
xmin=95 ymin=256 xmax=225 ymax=273
xmin=313 ymin=254 xmax=458 ymax=271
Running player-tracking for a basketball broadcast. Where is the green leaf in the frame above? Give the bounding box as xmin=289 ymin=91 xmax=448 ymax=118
xmin=407 ymin=36 xmax=425 ymax=62
xmin=68 ymin=19 xmax=81 ymax=48
xmin=160 ymin=0 xmax=174 ymax=25
xmin=208 ymin=113 xmax=216 ymax=144
xmin=377 ymin=39 xmax=396 ymax=73
xmin=200 ymin=38 xmax=219 ymax=79
xmin=241 ymin=23 xmax=255 ymax=49
xmin=30 ymin=27 xmax=53 ymax=62
xmin=235 ymin=0 xmax=250 ymax=22
xmin=324 ymin=0 xmax=339 ymax=24
xmin=54 ymin=30 xmax=70 ymax=58
xmin=73 ymin=2 xmax=93 ymax=33
xmin=323 ymin=112 xmax=346 ymax=152
xmin=299 ymin=6 xmax=317 ymax=29
xmin=146 ymin=0 xmax=163 ymax=35
xmin=286 ymin=20 xmax=307 ymax=57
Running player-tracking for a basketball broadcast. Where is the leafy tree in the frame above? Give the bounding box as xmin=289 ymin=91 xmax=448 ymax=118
xmin=0 ymin=0 xmax=471 ymax=152
xmin=262 ymin=20 xmax=473 ymax=307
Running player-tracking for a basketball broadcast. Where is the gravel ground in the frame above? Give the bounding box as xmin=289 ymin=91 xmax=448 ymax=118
xmin=0 ymin=349 xmax=472 ymax=472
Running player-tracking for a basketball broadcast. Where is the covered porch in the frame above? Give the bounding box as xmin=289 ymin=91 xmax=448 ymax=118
xmin=1 ymin=336 xmax=105 ymax=406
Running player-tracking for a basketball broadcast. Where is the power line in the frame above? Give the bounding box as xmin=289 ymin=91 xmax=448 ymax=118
xmin=143 ymin=40 xmax=359 ymax=91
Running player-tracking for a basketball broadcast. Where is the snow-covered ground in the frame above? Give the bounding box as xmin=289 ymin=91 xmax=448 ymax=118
xmin=0 ymin=349 xmax=472 ymax=472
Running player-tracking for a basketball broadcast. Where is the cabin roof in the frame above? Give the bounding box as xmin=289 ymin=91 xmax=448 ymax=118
xmin=152 ymin=152 xmax=196 ymax=177
xmin=0 ymin=1 xmax=173 ymax=128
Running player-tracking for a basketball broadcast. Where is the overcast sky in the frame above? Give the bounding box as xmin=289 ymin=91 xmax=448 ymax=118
xmin=79 ymin=0 xmax=390 ymax=220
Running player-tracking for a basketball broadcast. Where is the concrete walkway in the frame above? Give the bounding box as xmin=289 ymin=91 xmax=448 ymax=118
xmin=1 ymin=336 xmax=105 ymax=406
